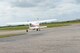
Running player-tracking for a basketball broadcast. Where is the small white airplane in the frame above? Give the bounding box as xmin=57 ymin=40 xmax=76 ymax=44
xmin=26 ymin=22 xmax=47 ymax=32
xmin=7 ymin=19 xmax=57 ymax=32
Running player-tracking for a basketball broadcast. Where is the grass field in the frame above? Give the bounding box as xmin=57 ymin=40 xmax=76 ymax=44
xmin=0 ymin=26 xmax=28 ymax=30
xmin=42 ymin=21 xmax=80 ymax=28
xmin=0 ymin=21 xmax=80 ymax=31
xmin=0 ymin=33 xmax=26 ymax=38
xmin=0 ymin=21 xmax=80 ymax=38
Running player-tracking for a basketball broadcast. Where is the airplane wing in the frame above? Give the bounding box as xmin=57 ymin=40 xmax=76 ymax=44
xmin=7 ymin=19 xmax=57 ymax=26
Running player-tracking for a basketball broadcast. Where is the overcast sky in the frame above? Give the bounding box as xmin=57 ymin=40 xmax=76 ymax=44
xmin=0 ymin=0 xmax=80 ymax=26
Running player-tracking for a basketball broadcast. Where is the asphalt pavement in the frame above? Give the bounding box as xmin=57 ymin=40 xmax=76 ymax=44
xmin=0 ymin=24 xmax=80 ymax=53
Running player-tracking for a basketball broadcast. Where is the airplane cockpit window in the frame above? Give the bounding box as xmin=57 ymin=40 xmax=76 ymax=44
xmin=30 ymin=23 xmax=35 ymax=27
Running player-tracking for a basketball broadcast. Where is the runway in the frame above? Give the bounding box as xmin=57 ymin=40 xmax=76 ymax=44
xmin=0 ymin=24 xmax=80 ymax=53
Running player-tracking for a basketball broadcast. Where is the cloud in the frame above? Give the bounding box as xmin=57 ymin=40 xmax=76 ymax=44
xmin=0 ymin=1 xmax=12 ymax=25
xmin=75 ymin=0 xmax=80 ymax=4
xmin=12 ymin=0 xmax=38 ymax=7
xmin=0 ymin=0 xmax=80 ymax=26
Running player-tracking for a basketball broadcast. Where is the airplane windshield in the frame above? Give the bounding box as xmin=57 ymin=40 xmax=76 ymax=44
xmin=30 ymin=24 xmax=36 ymax=27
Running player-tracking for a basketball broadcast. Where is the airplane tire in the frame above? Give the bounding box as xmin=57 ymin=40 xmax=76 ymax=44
xmin=36 ymin=29 xmax=38 ymax=31
xmin=26 ymin=30 xmax=28 ymax=32
xmin=36 ymin=29 xmax=40 ymax=31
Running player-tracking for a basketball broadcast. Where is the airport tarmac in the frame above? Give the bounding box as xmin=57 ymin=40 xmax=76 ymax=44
xmin=0 ymin=24 xmax=80 ymax=53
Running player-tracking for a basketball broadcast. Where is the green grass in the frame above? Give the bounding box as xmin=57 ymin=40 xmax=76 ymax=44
xmin=0 ymin=33 xmax=25 ymax=38
xmin=41 ymin=21 xmax=80 ymax=28
xmin=0 ymin=21 xmax=80 ymax=31
xmin=41 ymin=23 xmax=69 ymax=28
xmin=0 ymin=21 xmax=80 ymax=38
xmin=0 ymin=26 xmax=28 ymax=30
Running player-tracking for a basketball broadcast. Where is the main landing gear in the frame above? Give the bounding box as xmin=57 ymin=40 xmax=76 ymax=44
xmin=26 ymin=30 xmax=28 ymax=32
xmin=26 ymin=28 xmax=40 ymax=32
xmin=36 ymin=29 xmax=40 ymax=31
